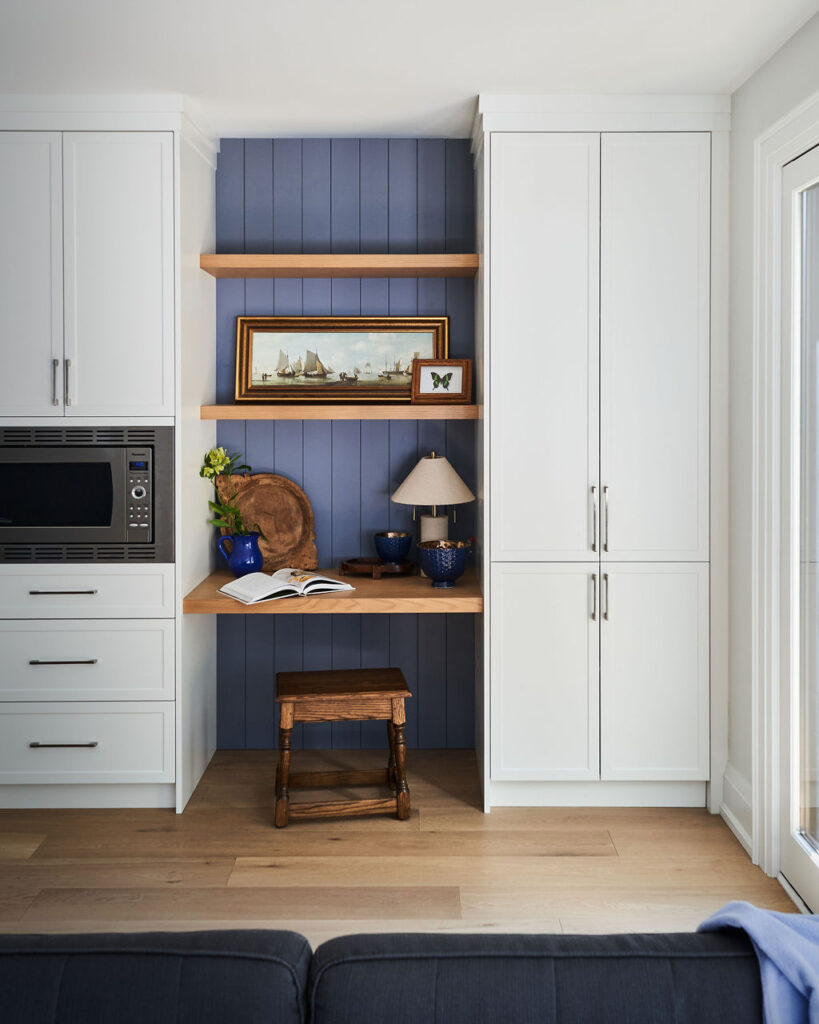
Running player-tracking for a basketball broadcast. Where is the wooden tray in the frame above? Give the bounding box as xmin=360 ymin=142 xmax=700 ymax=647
xmin=338 ymin=558 xmax=416 ymax=579
xmin=216 ymin=473 xmax=318 ymax=571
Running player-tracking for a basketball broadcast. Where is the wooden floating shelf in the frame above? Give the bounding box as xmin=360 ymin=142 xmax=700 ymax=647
xmin=200 ymin=404 xmax=479 ymax=421
xmin=183 ymin=568 xmax=483 ymax=615
xmin=199 ymin=253 xmax=480 ymax=279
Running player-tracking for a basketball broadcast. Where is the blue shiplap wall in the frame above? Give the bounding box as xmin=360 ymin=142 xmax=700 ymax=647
xmin=215 ymin=138 xmax=476 ymax=751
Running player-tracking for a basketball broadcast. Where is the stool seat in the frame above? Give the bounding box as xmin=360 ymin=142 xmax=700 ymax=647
xmin=274 ymin=666 xmax=412 ymax=828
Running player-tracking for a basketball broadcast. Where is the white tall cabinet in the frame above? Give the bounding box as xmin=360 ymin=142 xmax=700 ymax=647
xmin=475 ymin=98 xmax=729 ymax=809
xmin=0 ymin=99 xmax=218 ymax=812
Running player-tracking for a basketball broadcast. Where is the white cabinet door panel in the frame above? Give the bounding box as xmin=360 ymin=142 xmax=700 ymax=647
xmin=600 ymin=563 xmax=709 ymax=780
xmin=0 ymin=564 xmax=175 ymax=618
xmin=600 ymin=133 xmax=710 ymax=561
xmin=0 ymin=620 xmax=174 ymax=702
xmin=491 ymin=563 xmax=599 ymax=780
xmin=490 ymin=133 xmax=600 ymax=561
xmin=0 ymin=132 xmax=63 ymax=415
xmin=63 ymin=132 xmax=174 ymax=417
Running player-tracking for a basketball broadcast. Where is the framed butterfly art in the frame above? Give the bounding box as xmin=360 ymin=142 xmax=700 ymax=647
xmin=410 ymin=358 xmax=473 ymax=405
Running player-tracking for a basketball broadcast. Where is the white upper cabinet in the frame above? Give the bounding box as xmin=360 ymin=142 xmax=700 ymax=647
xmin=490 ymin=133 xmax=600 ymax=562
xmin=600 ymin=563 xmax=710 ymax=781
xmin=600 ymin=133 xmax=710 ymax=561
xmin=491 ymin=563 xmax=600 ymax=780
xmin=63 ymin=132 xmax=175 ymax=417
xmin=0 ymin=133 xmax=63 ymax=415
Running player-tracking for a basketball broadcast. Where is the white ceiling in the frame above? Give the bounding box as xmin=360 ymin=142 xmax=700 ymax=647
xmin=1 ymin=0 xmax=818 ymax=137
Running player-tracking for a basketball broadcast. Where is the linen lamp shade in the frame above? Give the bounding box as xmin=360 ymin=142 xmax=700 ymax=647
xmin=391 ymin=452 xmax=475 ymax=542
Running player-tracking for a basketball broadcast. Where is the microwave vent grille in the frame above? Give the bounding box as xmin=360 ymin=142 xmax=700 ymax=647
xmin=0 ymin=544 xmax=158 ymax=564
xmin=0 ymin=427 xmax=161 ymax=446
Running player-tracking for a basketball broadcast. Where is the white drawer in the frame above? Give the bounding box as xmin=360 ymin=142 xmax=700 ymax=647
xmin=0 ymin=620 xmax=174 ymax=702
xmin=0 ymin=565 xmax=175 ymax=618
xmin=0 ymin=702 xmax=174 ymax=783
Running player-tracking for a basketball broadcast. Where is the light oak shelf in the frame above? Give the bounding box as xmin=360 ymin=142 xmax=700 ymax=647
xmin=183 ymin=568 xmax=483 ymax=615
xmin=199 ymin=253 xmax=479 ymax=279
xmin=200 ymin=404 xmax=479 ymax=421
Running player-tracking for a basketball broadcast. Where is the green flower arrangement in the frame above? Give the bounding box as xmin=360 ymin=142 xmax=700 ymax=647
xmin=200 ymin=447 xmax=265 ymax=538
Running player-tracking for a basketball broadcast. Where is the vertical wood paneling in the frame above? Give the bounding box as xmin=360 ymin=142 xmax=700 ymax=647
xmin=215 ymin=137 xmax=476 ymax=752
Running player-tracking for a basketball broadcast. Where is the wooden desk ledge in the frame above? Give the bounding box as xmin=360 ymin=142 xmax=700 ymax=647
xmin=182 ymin=568 xmax=483 ymax=614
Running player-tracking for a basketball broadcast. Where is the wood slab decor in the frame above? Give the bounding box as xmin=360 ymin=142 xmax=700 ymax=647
xmin=215 ymin=473 xmax=318 ymax=571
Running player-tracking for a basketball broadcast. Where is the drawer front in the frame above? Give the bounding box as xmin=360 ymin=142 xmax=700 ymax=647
xmin=0 ymin=565 xmax=174 ymax=618
xmin=0 ymin=620 xmax=174 ymax=701
xmin=0 ymin=702 xmax=174 ymax=783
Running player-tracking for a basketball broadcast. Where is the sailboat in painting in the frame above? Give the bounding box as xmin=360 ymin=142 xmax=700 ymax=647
xmin=276 ymin=349 xmax=295 ymax=378
xmin=303 ymin=349 xmax=332 ymax=378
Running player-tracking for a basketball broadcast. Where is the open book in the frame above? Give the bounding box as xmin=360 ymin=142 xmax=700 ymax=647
xmin=219 ymin=568 xmax=354 ymax=605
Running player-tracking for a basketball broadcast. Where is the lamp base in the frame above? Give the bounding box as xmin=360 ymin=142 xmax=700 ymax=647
xmin=420 ymin=514 xmax=448 ymax=543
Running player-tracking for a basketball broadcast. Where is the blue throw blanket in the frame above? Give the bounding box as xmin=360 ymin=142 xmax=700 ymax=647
xmin=699 ymin=900 xmax=819 ymax=1023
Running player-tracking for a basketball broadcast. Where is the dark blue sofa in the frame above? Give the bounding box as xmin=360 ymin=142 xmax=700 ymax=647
xmin=0 ymin=928 xmax=762 ymax=1023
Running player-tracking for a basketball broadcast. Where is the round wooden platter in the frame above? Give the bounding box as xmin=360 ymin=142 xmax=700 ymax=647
xmin=338 ymin=557 xmax=416 ymax=579
xmin=215 ymin=473 xmax=318 ymax=571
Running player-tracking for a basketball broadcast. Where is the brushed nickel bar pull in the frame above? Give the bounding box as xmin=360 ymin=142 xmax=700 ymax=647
xmin=29 ymin=741 xmax=98 ymax=749
xmin=602 ymin=573 xmax=609 ymax=620
xmin=51 ymin=358 xmax=59 ymax=406
xmin=64 ymin=358 xmax=72 ymax=406
xmin=590 ymin=486 xmax=598 ymax=552
xmin=602 ymin=485 xmax=609 ymax=552
xmin=29 ymin=659 xmax=98 ymax=666
xmin=590 ymin=574 xmax=597 ymax=621
xmin=28 ymin=589 xmax=98 ymax=596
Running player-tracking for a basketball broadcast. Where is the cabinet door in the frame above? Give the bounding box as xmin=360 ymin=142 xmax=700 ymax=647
xmin=0 ymin=132 xmax=63 ymax=415
xmin=600 ymin=563 xmax=709 ymax=780
xmin=491 ymin=563 xmax=599 ymax=780
xmin=490 ymin=133 xmax=600 ymax=561
xmin=63 ymin=132 xmax=174 ymax=416
xmin=600 ymin=133 xmax=710 ymax=561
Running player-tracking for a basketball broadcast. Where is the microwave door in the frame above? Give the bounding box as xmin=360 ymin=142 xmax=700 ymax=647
xmin=0 ymin=448 xmax=127 ymax=544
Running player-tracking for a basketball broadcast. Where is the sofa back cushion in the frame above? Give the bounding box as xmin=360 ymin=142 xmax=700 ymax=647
xmin=310 ymin=931 xmax=762 ymax=1023
xmin=0 ymin=929 xmax=311 ymax=1024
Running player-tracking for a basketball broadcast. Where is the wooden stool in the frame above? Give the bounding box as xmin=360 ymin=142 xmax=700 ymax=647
xmin=274 ymin=667 xmax=412 ymax=828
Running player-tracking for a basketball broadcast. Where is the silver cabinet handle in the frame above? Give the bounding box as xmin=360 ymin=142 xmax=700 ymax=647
xmin=64 ymin=358 xmax=72 ymax=406
xmin=590 ymin=574 xmax=597 ymax=621
xmin=602 ymin=573 xmax=609 ymax=620
xmin=28 ymin=589 xmax=98 ymax=596
xmin=51 ymin=358 xmax=60 ymax=406
xmin=29 ymin=659 xmax=98 ymax=666
xmin=590 ymin=486 xmax=598 ymax=552
xmin=602 ymin=485 xmax=609 ymax=552
xmin=29 ymin=741 xmax=98 ymax=749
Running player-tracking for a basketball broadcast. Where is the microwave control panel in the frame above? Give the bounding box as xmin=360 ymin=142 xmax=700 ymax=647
xmin=125 ymin=447 xmax=153 ymax=543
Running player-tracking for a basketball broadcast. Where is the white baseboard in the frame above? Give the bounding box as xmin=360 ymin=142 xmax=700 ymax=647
xmin=0 ymin=783 xmax=175 ymax=808
xmin=720 ymin=761 xmax=753 ymax=856
xmin=488 ymin=780 xmax=706 ymax=807
xmin=777 ymin=872 xmax=812 ymax=913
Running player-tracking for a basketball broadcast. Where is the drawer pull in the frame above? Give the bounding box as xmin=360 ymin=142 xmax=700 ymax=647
xmin=28 ymin=590 xmax=98 ymax=596
xmin=29 ymin=741 xmax=98 ymax=749
xmin=28 ymin=659 xmax=98 ymax=666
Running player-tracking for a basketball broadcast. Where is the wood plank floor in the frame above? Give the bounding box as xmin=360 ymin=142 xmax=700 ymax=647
xmin=0 ymin=750 xmax=795 ymax=946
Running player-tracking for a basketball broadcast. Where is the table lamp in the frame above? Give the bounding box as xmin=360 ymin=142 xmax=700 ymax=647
xmin=391 ymin=451 xmax=475 ymax=542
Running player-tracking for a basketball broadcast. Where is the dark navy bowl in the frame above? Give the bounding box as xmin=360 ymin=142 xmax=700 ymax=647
xmin=374 ymin=531 xmax=412 ymax=564
xmin=418 ymin=540 xmax=470 ymax=588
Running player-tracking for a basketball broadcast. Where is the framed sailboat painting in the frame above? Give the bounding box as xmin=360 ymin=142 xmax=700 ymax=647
xmin=234 ymin=316 xmax=449 ymax=403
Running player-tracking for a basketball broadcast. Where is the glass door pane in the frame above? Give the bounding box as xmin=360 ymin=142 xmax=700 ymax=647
xmin=800 ymin=180 xmax=819 ymax=852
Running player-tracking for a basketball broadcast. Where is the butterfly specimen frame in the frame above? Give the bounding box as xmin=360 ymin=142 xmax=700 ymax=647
xmin=410 ymin=358 xmax=473 ymax=405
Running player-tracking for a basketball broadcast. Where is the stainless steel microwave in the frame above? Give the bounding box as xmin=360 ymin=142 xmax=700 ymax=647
xmin=0 ymin=426 xmax=173 ymax=563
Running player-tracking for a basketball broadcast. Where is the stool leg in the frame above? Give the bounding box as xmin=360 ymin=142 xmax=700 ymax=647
xmin=386 ymin=720 xmax=397 ymax=793
xmin=392 ymin=720 xmax=411 ymax=820
xmin=274 ymin=703 xmax=294 ymax=828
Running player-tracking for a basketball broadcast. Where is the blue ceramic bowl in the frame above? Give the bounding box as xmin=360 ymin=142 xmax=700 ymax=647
xmin=418 ymin=540 xmax=470 ymax=588
xmin=374 ymin=531 xmax=412 ymax=564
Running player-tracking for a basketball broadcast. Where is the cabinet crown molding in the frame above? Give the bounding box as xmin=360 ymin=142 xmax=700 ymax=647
xmin=471 ymin=93 xmax=731 ymax=150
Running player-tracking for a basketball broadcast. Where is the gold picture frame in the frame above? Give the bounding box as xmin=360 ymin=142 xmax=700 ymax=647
xmin=234 ymin=316 xmax=449 ymax=403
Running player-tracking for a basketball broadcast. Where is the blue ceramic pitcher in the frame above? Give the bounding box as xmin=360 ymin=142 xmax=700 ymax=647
xmin=217 ymin=533 xmax=263 ymax=577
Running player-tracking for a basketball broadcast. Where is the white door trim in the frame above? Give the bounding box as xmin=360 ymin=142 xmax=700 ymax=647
xmin=751 ymin=88 xmax=819 ymax=875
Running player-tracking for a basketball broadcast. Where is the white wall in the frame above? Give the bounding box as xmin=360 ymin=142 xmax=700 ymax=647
xmin=727 ymin=11 xmax=819 ymax=840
